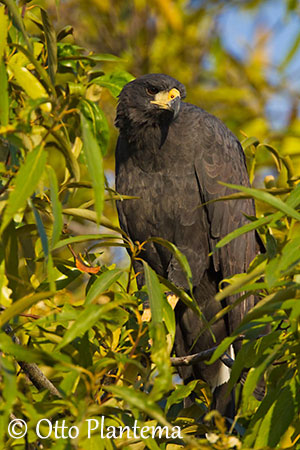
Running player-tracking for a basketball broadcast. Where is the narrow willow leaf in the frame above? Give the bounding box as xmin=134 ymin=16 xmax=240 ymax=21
xmin=149 ymin=237 xmax=193 ymax=294
xmin=216 ymin=183 xmax=300 ymax=249
xmin=47 ymin=166 xmax=63 ymax=248
xmin=0 ymin=5 xmax=8 ymax=60
xmin=57 ymin=25 xmax=74 ymax=42
xmin=57 ymin=299 xmax=127 ymax=350
xmin=0 ymin=331 xmax=70 ymax=365
xmin=80 ymin=99 xmax=110 ymax=155
xmin=157 ymin=275 xmax=206 ymax=323
xmin=58 ymin=53 xmax=122 ymax=63
xmin=241 ymin=136 xmax=259 ymax=150
xmin=81 ymin=113 xmax=104 ymax=224
xmin=85 ymin=268 xmax=123 ymax=304
xmin=163 ymin=294 xmax=176 ymax=345
xmin=0 ymin=61 xmax=8 ymax=126
xmin=242 ymin=344 xmax=284 ymax=407
xmin=0 ymin=7 xmax=9 ymax=126
xmin=8 ymin=61 xmax=49 ymax=101
xmin=104 ymin=385 xmax=170 ymax=427
xmin=62 ymin=208 xmax=125 ymax=235
xmin=47 ymin=252 xmax=56 ymax=293
xmin=41 ymin=8 xmax=57 ymax=84
xmin=165 ymin=380 xmax=198 ymax=412
xmin=53 ymin=234 xmax=122 ymax=251
xmin=0 ymin=291 xmax=53 ymax=327
xmin=0 ymin=146 xmax=47 ymax=234
xmin=51 ymin=130 xmax=80 ymax=181
xmin=143 ymin=261 xmax=173 ymax=396
xmin=0 ymin=355 xmax=17 ymax=447
xmin=92 ymin=71 xmax=134 ymax=98
xmin=31 ymin=202 xmax=49 ymax=257
xmin=258 ymin=143 xmax=282 ymax=172
xmin=3 ymin=0 xmax=33 ymax=52
xmin=9 ymin=43 xmax=55 ymax=96
xmin=255 ymin=381 xmax=296 ymax=448
xmin=143 ymin=261 xmax=164 ymax=326
xmin=215 ymin=261 xmax=266 ymax=301
xmin=219 ymin=182 xmax=300 ymax=221
xmin=149 ymin=322 xmax=173 ymax=399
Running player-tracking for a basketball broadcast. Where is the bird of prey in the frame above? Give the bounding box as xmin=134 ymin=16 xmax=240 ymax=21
xmin=115 ymin=73 xmax=257 ymax=416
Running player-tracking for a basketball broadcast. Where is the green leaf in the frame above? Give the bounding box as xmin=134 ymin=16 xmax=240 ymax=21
xmin=219 ymin=182 xmax=300 ymax=221
xmin=143 ymin=262 xmax=173 ymax=398
xmin=51 ymin=129 xmax=80 ymax=181
xmin=41 ymin=8 xmax=57 ymax=85
xmin=104 ymin=385 xmax=170 ymax=427
xmin=165 ymin=380 xmax=198 ymax=412
xmin=85 ymin=269 xmax=123 ymax=304
xmin=62 ymin=208 xmax=125 ymax=235
xmin=3 ymin=0 xmax=33 ymax=52
xmin=143 ymin=261 xmax=164 ymax=326
xmin=216 ymin=183 xmax=300 ymax=249
xmin=0 ymin=354 xmax=17 ymax=447
xmin=215 ymin=260 xmax=266 ymax=301
xmin=0 ymin=291 xmax=53 ymax=327
xmin=80 ymin=99 xmax=110 ymax=155
xmin=57 ymin=299 xmax=127 ymax=350
xmin=241 ymin=136 xmax=260 ymax=150
xmin=242 ymin=345 xmax=284 ymax=407
xmin=8 ymin=60 xmax=49 ymax=102
xmin=58 ymin=53 xmax=122 ymax=63
xmin=0 ymin=6 xmax=8 ymax=127
xmin=0 ymin=146 xmax=47 ymax=235
xmin=162 ymin=293 xmax=176 ymax=345
xmin=149 ymin=237 xmax=194 ymax=294
xmin=9 ymin=43 xmax=55 ymax=96
xmin=47 ymin=167 xmax=63 ymax=249
xmin=256 ymin=381 xmax=296 ymax=447
xmin=81 ymin=113 xmax=105 ymax=224
xmin=0 ymin=5 xmax=8 ymax=60
xmin=53 ymin=234 xmax=122 ymax=251
xmin=0 ymin=60 xmax=9 ymax=127
xmin=92 ymin=71 xmax=134 ymax=98
xmin=32 ymin=201 xmax=49 ymax=257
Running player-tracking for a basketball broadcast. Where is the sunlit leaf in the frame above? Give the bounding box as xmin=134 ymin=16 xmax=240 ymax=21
xmin=81 ymin=113 xmax=105 ymax=224
xmin=92 ymin=71 xmax=134 ymax=98
xmin=0 ymin=146 xmax=47 ymax=235
xmin=41 ymin=8 xmax=57 ymax=84
xmin=85 ymin=268 xmax=123 ymax=304
xmin=0 ymin=61 xmax=8 ymax=126
xmin=0 ymin=291 xmax=53 ymax=327
xmin=220 ymin=182 xmax=300 ymax=221
xmin=47 ymin=166 xmax=63 ymax=249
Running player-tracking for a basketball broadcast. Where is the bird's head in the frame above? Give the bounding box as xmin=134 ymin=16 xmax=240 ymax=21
xmin=115 ymin=74 xmax=186 ymax=135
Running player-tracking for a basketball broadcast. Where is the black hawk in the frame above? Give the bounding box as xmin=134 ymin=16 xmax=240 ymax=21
xmin=115 ymin=73 xmax=257 ymax=416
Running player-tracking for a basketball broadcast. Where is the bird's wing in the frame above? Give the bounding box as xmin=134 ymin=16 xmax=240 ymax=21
xmin=194 ymin=111 xmax=256 ymax=331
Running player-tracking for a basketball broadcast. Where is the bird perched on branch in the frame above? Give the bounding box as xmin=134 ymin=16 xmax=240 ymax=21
xmin=115 ymin=73 xmax=257 ymax=417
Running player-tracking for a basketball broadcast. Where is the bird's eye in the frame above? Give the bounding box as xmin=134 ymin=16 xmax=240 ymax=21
xmin=146 ymin=86 xmax=159 ymax=96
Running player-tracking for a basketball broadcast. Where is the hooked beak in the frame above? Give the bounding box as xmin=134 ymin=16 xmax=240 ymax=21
xmin=150 ymin=88 xmax=181 ymax=118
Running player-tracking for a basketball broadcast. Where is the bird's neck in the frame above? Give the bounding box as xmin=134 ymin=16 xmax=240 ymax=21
xmin=122 ymin=118 xmax=171 ymax=151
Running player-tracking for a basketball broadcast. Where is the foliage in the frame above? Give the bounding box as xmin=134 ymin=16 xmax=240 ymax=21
xmin=0 ymin=1 xmax=299 ymax=449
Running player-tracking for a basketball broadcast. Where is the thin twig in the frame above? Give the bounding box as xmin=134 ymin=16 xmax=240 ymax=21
xmin=170 ymin=334 xmax=268 ymax=367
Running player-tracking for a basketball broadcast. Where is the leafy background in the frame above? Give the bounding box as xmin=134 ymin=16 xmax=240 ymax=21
xmin=0 ymin=0 xmax=299 ymax=449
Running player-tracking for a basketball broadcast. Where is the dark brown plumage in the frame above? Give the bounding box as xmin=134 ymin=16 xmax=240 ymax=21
xmin=115 ymin=73 xmax=257 ymax=416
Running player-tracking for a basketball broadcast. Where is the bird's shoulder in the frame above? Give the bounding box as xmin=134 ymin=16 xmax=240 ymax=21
xmin=176 ymin=102 xmax=247 ymax=173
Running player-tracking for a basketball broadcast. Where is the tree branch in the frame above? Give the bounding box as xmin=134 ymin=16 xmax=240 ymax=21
xmin=4 ymin=325 xmax=62 ymax=398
